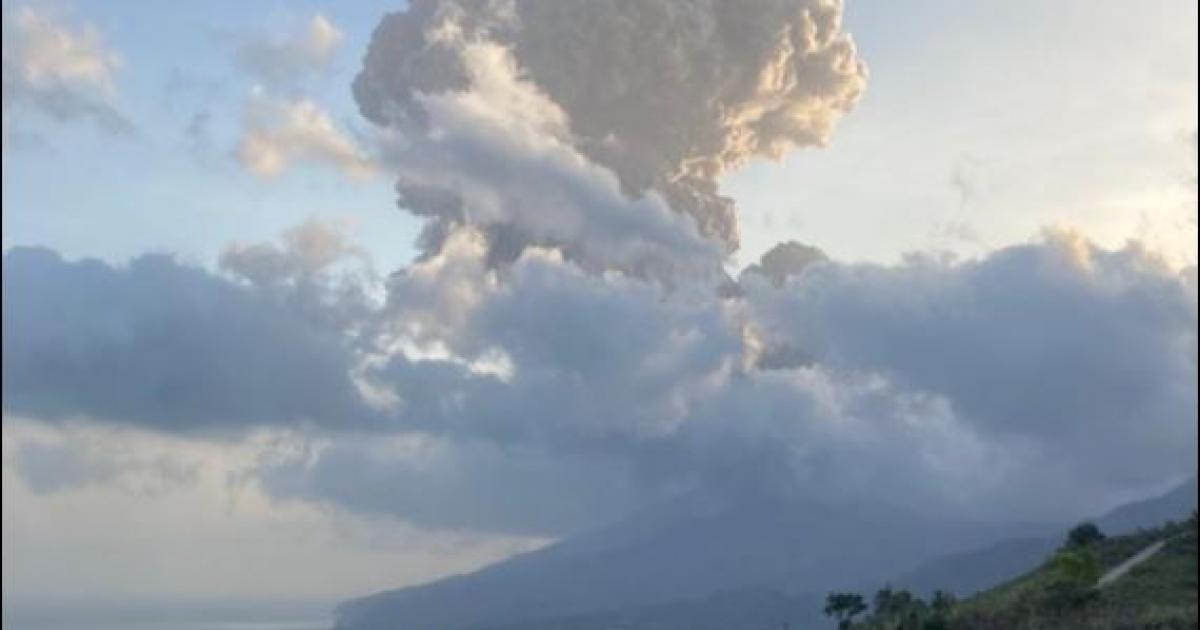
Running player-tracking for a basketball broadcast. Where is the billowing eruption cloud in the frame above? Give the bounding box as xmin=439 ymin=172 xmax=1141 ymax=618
xmin=299 ymin=233 xmax=1199 ymax=533
xmin=740 ymin=240 xmax=829 ymax=286
xmin=2 ymin=0 xmax=1195 ymax=550
xmin=354 ymin=0 xmax=866 ymax=265
xmin=7 ymin=232 xmax=1194 ymax=535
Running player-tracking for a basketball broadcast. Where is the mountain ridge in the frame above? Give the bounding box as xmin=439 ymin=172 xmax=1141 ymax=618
xmin=335 ymin=477 xmax=1198 ymax=630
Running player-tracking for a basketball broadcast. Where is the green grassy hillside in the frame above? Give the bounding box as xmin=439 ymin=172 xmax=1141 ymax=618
xmin=825 ymin=514 xmax=1198 ymax=630
xmin=951 ymin=516 xmax=1197 ymax=629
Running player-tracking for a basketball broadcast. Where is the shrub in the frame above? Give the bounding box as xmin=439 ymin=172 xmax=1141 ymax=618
xmin=1066 ymin=522 xmax=1106 ymax=548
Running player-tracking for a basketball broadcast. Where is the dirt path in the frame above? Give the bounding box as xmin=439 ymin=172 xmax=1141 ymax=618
xmin=1096 ymin=539 xmax=1168 ymax=587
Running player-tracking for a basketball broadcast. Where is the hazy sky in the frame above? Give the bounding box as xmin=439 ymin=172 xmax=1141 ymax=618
xmin=2 ymin=0 xmax=1197 ymax=611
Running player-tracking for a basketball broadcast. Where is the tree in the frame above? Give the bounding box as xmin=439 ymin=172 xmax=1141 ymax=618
xmin=873 ymin=586 xmax=916 ymax=619
xmin=929 ymin=590 xmax=956 ymax=615
xmin=1051 ymin=547 xmax=1101 ymax=584
xmin=1044 ymin=547 xmax=1101 ymax=611
xmin=823 ymin=588 xmax=956 ymax=630
xmin=824 ymin=592 xmax=868 ymax=629
xmin=1066 ymin=522 xmax=1105 ymax=548
xmin=925 ymin=590 xmax=957 ymax=630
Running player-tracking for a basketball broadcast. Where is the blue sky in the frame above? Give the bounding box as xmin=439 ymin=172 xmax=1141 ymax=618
xmin=3 ymin=0 xmax=421 ymax=272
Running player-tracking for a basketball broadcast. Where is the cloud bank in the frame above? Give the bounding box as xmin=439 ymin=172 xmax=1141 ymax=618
xmin=1 ymin=239 xmax=378 ymax=433
xmin=5 ymin=231 xmax=1195 ymax=534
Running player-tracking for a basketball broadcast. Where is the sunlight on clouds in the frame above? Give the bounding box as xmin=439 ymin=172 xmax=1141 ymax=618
xmin=4 ymin=8 xmax=118 ymax=94
xmin=236 ymin=91 xmax=378 ymax=180
xmin=1 ymin=6 xmax=130 ymax=134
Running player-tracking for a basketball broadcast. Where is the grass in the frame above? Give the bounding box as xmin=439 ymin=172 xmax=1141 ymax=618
xmin=949 ymin=517 xmax=1198 ymax=630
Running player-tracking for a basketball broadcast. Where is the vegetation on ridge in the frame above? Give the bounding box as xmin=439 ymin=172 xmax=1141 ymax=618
xmin=824 ymin=512 xmax=1198 ymax=630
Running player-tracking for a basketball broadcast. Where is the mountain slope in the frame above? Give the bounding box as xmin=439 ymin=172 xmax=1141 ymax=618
xmin=334 ymin=492 xmax=1038 ymax=630
xmin=477 ymin=478 xmax=1200 ymax=630
xmin=335 ymin=478 xmax=1198 ymax=630
xmin=893 ymin=536 xmax=1061 ymax=599
xmin=1097 ymin=476 xmax=1198 ymax=535
xmin=894 ymin=476 xmax=1200 ymax=599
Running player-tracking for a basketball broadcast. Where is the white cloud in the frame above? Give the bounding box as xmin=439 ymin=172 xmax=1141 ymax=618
xmin=236 ymin=92 xmax=378 ymax=180
xmin=1 ymin=6 xmax=131 ymax=134
xmin=235 ymin=13 xmax=343 ymax=91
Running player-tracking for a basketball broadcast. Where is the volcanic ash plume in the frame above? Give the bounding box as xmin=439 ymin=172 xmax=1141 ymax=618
xmin=354 ymin=0 xmax=867 ymax=264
